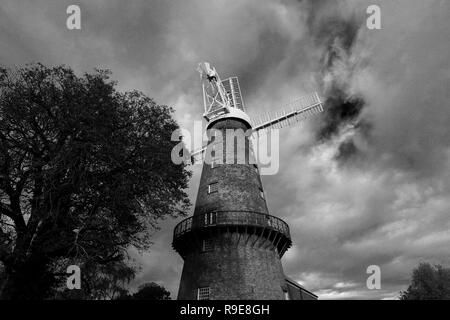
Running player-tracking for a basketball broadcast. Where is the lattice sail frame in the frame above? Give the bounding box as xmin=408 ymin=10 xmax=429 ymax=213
xmin=188 ymin=92 xmax=323 ymax=164
xmin=197 ymin=62 xmax=231 ymax=121
xmin=221 ymin=77 xmax=245 ymax=112
xmin=251 ymin=92 xmax=323 ymax=135
xmin=192 ymin=62 xmax=324 ymax=164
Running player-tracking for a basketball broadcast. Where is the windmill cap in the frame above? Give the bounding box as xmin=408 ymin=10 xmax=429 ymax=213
xmin=206 ymin=107 xmax=252 ymax=129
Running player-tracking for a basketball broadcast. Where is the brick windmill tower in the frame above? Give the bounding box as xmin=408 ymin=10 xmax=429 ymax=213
xmin=172 ymin=62 xmax=322 ymax=300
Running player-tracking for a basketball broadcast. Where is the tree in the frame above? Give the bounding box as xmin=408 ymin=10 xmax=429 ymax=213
xmin=0 ymin=63 xmax=191 ymax=299
xmin=116 ymin=282 xmax=171 ymax=300
xmin=132 ymin=282 xmax=171 ymax=300
xmin=53 ymin=259 xmax=135 ymax=300
xmin=400 ymin=262 xmax=450 ymax=300
xmin=0 ymin=262 xmax=5 ymax=289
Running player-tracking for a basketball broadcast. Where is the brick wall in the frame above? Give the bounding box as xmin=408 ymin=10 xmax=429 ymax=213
xmin=177 ymin=231 xmax=286 ymax=300
xmin=194 ymin=118 xmax=268 ymax=217
xmin=176 ymin=118 xmax=289 ymax=300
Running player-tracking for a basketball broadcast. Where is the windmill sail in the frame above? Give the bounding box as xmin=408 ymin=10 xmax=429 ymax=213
xmin=189 ymin=146 xmax=207 ymax=164
xmin=198 ymin=62 xmax=231 ymax=121
xmin=221 ymin=77 xmax=245 ymax=111
xmin=251 ymin=92 xmax=323 ymax=135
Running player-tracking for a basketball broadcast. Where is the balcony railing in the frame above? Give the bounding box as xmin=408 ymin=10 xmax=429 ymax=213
xmin=173 ymin=210 xmax=291 ymax=240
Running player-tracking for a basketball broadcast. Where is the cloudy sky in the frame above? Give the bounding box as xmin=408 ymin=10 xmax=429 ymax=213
xmin=1 ymin=0 xmax=449 ymax=299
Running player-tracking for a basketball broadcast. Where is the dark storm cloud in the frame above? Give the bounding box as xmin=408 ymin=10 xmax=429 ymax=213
xmin=305 ymin=0 xmax=363 ymax=52
xmin=81 ymin=0 xmax=172 ymax=71
xmin=310 ymin=7 xmax=367 ymax=142
xmin=263 ymin=0 xmax=450 ymax=300
xmin=319 ymin=95 xmax=365 ymax=141
xmin=234 ymin=29 xmax=291 ymax=97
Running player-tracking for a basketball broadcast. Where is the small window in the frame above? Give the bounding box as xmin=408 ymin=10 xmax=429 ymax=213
xmin=198 ymin=287 xmax=210 ymax=300
xmin=202 ymin=239 xmax=214 ymax=252
xmin=208 ymin=182 xmax=218 ymax=194
xmin=204 ymin=212 xmax=217 ymax=225
xmin=266 ymin=215 xmax=272 ymax=226
xmin=259 ymin=188 xmax=265 ymax=199
xmin=211 ymin=160 xmax=220 ymax=169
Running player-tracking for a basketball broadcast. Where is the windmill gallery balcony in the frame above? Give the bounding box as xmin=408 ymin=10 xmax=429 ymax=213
xmin=172 ymin=211 xmax=292 ymax=259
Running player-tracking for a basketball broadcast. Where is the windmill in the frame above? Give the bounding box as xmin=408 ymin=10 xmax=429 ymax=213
xmin=189 ymin=61 xmax=324 ymax=164
xmin=172 ymin=62 xmax=322 ymax=300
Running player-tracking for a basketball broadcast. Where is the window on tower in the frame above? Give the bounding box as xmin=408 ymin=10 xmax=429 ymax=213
xmin=259 ymin=187 xmax=265 ymax=199
xmin=211 ymin=160 xmax=221 ymax=169
xmin=204 ymin=212 xmax=217 ymax=225
xmin=266 ymin=215 xmax=272 ymax=227
xmin=208 ymin=182 xmax=219 ymax=194
xmin=198 ymin=287 xmax=210 ymax=300
xmin=201 ymin=239 xmax=214 ymax=252
xmin=211 ymin=143 xmax=216 ymax=158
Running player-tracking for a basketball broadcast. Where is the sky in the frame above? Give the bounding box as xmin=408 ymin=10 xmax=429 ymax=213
xmin=1 ymin=0 xmax=449 ymax=299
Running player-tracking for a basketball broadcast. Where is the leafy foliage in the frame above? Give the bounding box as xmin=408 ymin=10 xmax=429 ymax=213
xmin=116 ymin=282 xmax=171 ymax=300
xmin=54 ymin=260 xmax=135 ymax=300
xmin=0 ymin=63 xmax=190 ymax=299
xmin=400 ymin=262 xmax=450 ymax=300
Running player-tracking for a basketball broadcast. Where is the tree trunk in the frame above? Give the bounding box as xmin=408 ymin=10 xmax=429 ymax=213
xmin=0 ymin=254 xmax=53 ymax=299
xmin=0 ymin=274 xmax=17 ymax=300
